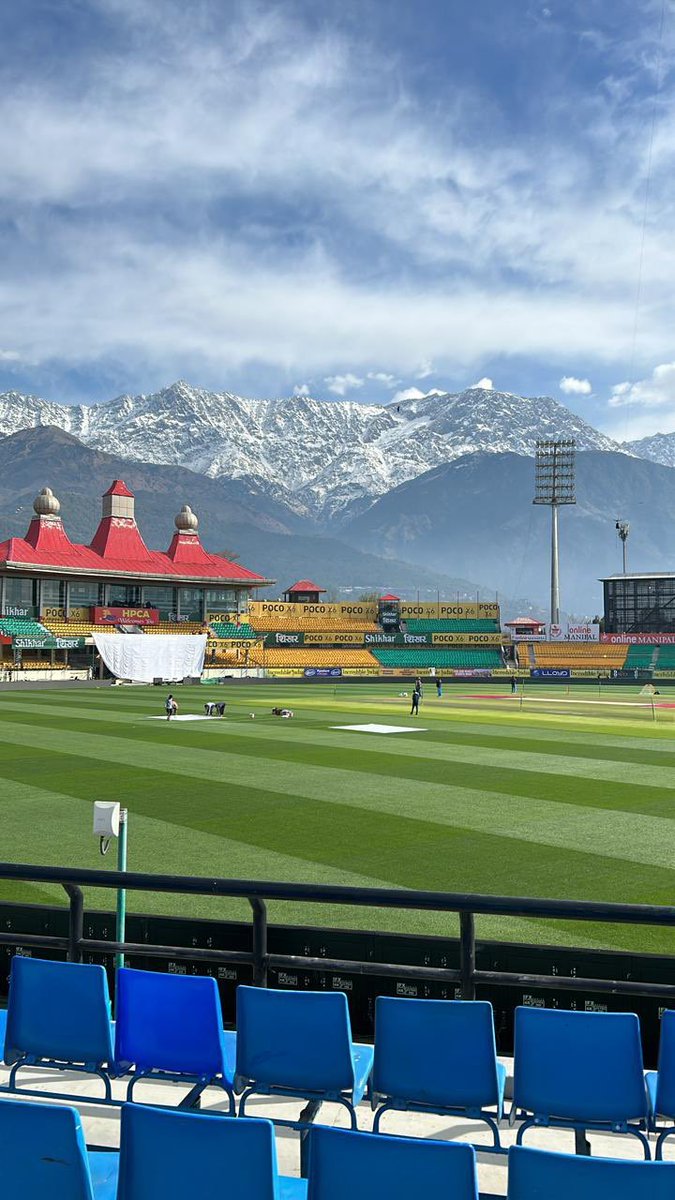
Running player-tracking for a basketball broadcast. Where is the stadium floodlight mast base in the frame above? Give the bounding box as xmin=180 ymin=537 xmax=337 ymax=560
xmin=92 ymin=801 xmax=128 ymax=969
xmin=532 ymin=440 xmax=576 ymax=625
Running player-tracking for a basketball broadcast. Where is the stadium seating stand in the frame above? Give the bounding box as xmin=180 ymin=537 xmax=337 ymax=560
xmin=372 ymin=648 xmax=502 ymax=669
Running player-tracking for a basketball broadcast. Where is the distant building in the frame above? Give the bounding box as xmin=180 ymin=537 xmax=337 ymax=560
xmin=601 ymin=573 xmax=675 ymax=634
xmin=283 ymin=580 xmax=326 ymax=604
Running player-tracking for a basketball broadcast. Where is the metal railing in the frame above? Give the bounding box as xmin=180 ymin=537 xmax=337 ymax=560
xmin=2 ymin=862 xmax=675 ymax=1002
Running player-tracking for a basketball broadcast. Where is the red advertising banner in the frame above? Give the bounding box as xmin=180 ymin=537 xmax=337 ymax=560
xmin=601 ymin=632 xmax=675 ymax=644
xmin=93 ymin=607 xmax=159 ymax=626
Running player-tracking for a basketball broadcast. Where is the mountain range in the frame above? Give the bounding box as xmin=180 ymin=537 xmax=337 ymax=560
xmin=0 ymin=381 xmax=627 ymax=523
xmin=0 ymin=426 xmax=496 ymax=606
xmin=1 ymin=380 xmax=674 ymax=613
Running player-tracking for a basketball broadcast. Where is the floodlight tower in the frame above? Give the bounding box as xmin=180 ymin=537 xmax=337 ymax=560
xmin=616 ymin=520 xmax=630 ymax=574
xmin=533 ymin=440 xmax=576 ymax=625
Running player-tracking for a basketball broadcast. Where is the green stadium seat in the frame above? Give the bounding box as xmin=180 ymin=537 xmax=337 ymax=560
xmin=209 ymin=622 xmax=256 ymax=639
xmin=0 ymin=617 xmax=53 ymax=639
xmin=372 ymin=649 xmax=502 ymax=669
xmin=405 ymin=619 xmax=500 ymax=633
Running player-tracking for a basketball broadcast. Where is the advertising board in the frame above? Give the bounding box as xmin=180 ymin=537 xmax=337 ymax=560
xmin=399 ymin=602 xmax=499 ymax=618
xmin=250 ymin=601 xmax=379 ymax=621
xmin=549 ymin=623 xmax=599 ymax=641
xmin=531 ymin=667 xmax=571 ymax=679
xmin=304 ymin=667 xmax=342 ymax=678
xmin=92 ymin=607 xmax=159 ymax=626
xmin=265 ymin=632 xmax=304 ymax=646
xmin=601 ymin=633 xmax=675 ymax=644
xmin=41 ymin=607 xmax=90 ymax=622
xmin=13 ymin=636 xmax=85 ymax=650
xmin=0 ymin=605 xmax=37 ymax=618
xmin=452 ymin=669 xmax=493 ymax=678
xmin=304 ymin=632 xmax=364 ymax=646
xmin=431 ymin=632 xmax=502 ymax=645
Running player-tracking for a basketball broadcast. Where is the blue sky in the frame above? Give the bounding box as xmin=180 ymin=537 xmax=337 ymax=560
xmin=1 ymin=0 xmax=674 ymax=439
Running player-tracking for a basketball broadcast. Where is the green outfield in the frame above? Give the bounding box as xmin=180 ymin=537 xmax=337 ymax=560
xmin=0 ymin=679 xmax=674 ymax=955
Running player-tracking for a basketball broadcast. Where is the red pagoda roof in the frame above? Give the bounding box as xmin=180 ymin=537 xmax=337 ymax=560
xmin=0 ymin=484 xmax=271 ymax=586
xmin=286 ymin=579 xmax=325 ymax=593
xmin=104 ymin=480 xmax=135 ymax=497
xmin=379 ymin=593 xmax=400 ymax=601
xmin=503 ymin=617 xmax=544 ymax=627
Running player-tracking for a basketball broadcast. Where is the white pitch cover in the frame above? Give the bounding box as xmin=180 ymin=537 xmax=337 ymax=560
xmin=93 ymin=633 xmax=207 ymax=682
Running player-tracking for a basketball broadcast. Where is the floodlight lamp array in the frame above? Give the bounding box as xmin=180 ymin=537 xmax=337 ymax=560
xmin=532 ymin=439 xmax=576 ymax=506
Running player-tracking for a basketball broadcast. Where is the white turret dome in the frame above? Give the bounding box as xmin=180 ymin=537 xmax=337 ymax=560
xmin=33 ymin=487 xmax=61 ymax=516
xmin=175 ymin=503 xmax=198 ymax=531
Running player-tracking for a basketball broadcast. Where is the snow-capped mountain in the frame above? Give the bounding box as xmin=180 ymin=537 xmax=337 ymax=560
xmin=623 ymin=432 xmax=675 ymax=469
xmin=0 ymin=381 xmax=627 ymax=522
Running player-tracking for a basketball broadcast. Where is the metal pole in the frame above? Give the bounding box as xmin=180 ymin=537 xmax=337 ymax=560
xmin=63 ymin=883 xmax=84 ymax=963
xmin=116 ymin=810 xmax=128 ymax=969
xmin=622 ymin=538 xmax=627 ymax=575
xmin=459 ymin=911 xmax=476 ymax=999
xmin=550 ymin=503 xmax=560 ymax=625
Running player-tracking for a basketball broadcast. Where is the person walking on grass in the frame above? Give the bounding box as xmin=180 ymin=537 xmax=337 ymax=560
xmin=410 ymin=677 xmax=422 ymax=716
xmin=165 ymin=693 xmax=177 ymax=721
xmin=436 ymin=676 xmax=443 ymax=699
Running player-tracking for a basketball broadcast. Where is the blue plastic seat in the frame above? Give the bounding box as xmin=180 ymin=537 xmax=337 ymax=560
xmin=235 ymin=985 xmax=374 ymax=1128
xmin=371 ymin=996 xmax=506 ymax=1148
xmin=114 ymin=967 xmax=235 ymax=1111
xmin=307 ymin=1126 xmax=478 ymax=1200
xmin=507 ymin=1145 xmax=675 ymax=1199
xmin=512 ymin=1006 xmax=650 ymax=1156
xmin=646 ymin=1008 xmax=675 ymax=1157
xmin=0 ymin=1096 xmax=118 ymax=1200
xmin=117 ymin=1103 xmax=306 ymax=1200
xmin=3 ymin=956 xmax=115 ymax=1100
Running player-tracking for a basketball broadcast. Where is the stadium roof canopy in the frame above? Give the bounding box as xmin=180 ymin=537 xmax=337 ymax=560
xmin=0 ymin=481 xmax=272 ymax=587
xmin=600 ymin=572 xmax=675 ymax=581
xmin=286 ymin=579 xmax=325 ymax=593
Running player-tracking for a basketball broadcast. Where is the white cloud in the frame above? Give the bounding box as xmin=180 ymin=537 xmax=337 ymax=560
xmin=367 ymin=372 xmax=399 ymax=386
xmin=0 ymin=350 xmax=20 ymax=362
xmin=560 ymin=375 xmax=592 ymax=395
xmin=469 ymin=377 xmax=494 ymax=390
xmin=609 ymin=363 xmax=675 ymax=408
xmin=293 ymin=383 xmax=310 ymax=396
xmin=324 ymin=373 xmax=364 ymax=396
xmin=392 ymin=387 xmax=427 ymax=404
xmin=2 ymin=1 xmax=675 ymax=392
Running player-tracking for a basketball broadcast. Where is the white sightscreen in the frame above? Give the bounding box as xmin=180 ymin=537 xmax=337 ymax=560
xmin=93 ymin=634 xmax=207 ymax=682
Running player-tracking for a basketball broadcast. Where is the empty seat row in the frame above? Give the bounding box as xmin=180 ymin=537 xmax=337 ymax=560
xmin=9 ymin=1097 xmax=675 ymax=1200
xmin=372 ymin=648 xmax=503 ymax=668
xmin=7 ymin=959 xmax=675 ymax=1160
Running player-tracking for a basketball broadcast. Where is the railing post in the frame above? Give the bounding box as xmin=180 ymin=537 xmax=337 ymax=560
xmin=250 ymin=897 xmax=268 ymax=986
xmin=459 ymin=911 xmax=476 ymax=1000
xmin=63 ymin=884 xmax=84 ymax=963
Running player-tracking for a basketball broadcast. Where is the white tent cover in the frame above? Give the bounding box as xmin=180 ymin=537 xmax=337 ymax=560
xmin=93 ymin=633 xmax=207 ymax=682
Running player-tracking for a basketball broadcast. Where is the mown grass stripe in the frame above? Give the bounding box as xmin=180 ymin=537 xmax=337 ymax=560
xmin=6 ymin=693 xmax=675 ymax=773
